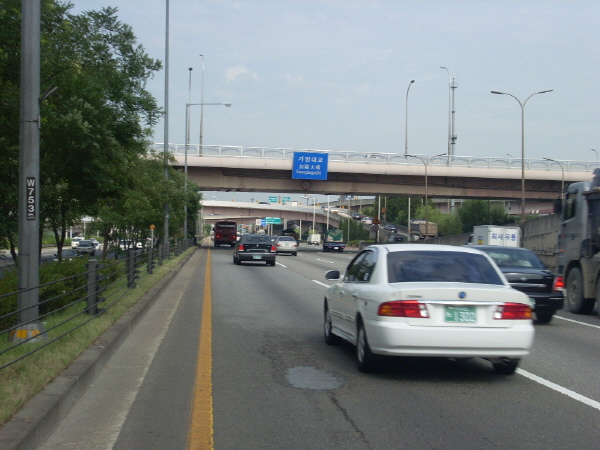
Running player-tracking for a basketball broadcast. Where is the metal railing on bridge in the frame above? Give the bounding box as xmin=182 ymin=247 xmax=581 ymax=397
xmin=150 ymin=144 xmax=598 ymax=173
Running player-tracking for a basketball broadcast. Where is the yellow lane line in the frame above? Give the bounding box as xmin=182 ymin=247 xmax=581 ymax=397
xmin=188 ymin=249 xmax=214 ymax=449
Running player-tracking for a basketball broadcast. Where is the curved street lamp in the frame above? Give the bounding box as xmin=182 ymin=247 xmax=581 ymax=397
xmin=185 ymin=101 xmax=231 ymax=237
xmin=491 ymin=89 xmax=553 ymax=221
xmin=592 ymin=148 xmax=598 ymax=164
xmin=405 ymin=80 xmax=415 ymax=155
xmin=405 ymin=152 xmax=447 ymax=240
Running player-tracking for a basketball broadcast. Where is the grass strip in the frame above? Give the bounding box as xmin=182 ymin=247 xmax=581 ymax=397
xmin=0 ymin=248 xmax=195 ymax=425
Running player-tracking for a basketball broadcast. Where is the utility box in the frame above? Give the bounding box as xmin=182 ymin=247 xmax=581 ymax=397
xmin=472 ymin=225 xmax=521 ymax=247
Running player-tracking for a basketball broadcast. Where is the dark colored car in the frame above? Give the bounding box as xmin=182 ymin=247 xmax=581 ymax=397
xmin=385 ymin=224 xmax=398 ymax=232
xmin=351 ymin=213 xmax=363 ymax=221
xmin=471 ymin=245 xmax=564 ymax=323
xmin=387 ymin=235 xmax=404 ymax=243
xmin=233 ymin=234 xmax=277 ymax=266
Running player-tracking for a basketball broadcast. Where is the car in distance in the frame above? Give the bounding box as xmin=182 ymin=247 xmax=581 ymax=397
xmin=76 ymin=240 xmax=96 ymax=256
xmin=385 ymin=223 xmax=398 ymax=232
xmin=275 ymin=236 xmax=298 ymax=255
xmin=71 ymin=236 xmax=83 ymax=250
xmin=323 ymin=244 xmax=534 ymax=374
xmin=470 ymin=245 xmax=564 ymax=324
xmin=386 ymin=235 xmax=404 ymax=243
xmin=361 ymin=216 xmax=373 ymax=224
xmin=233 ymin=234 xmax=277 ymax=266
xmin=351 ymin=213 xmax=363 ymax=221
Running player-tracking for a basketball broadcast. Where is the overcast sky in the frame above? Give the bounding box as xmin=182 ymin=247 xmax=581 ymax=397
xmin=69 ymin=0 xmax=599 ymax=202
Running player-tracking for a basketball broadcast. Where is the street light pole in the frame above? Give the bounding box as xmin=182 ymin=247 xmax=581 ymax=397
xmin=440 ymin=67 xmax=451 ymax=156
xmin=491 ymin=89 xmax=553 ymax=222
xmin=592 ymin=148 xmax=598 ymax=164
xmin=405 ymin=80 xmax=415 ymax=155
xmin=199 ymin=54 xmax=205 ymax=149
xmin=184 ymin=67 xmax=192 ymax=239
xmin=543 ymin=157 xmax=565 ymax=205
xmin=406 ymin=153 xmax=447 ymax=240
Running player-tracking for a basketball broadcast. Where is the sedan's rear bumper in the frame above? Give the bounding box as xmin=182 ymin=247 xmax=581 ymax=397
xmin=364 ymin=318 xmax=534 ymax=358
xmin=237 ymin=253 xmax=276 ymax=262
xmin=529 ymin=293 xmax=564 ymax=313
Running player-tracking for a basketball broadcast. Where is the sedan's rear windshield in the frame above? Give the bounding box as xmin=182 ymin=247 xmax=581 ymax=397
xmin=387 ymin=251 xmax=504 ymax=285
xmin=277 ymin=236 xmax=295 ymax=241
xmin=241 ymin=236 xmax=272 ymax=244
xmin=480 ymin=248 xmax=545 ymax=269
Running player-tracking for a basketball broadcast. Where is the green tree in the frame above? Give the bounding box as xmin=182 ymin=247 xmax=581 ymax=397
xmin=456 ymin=200 xmax=511 ymax=233
xmin=0 ymin=2 xmax=163 ymax=260
xmin=339 ymin=218 xmax=370 ymax=242
xmin=413 ymin=205 xmax=463 ymax=236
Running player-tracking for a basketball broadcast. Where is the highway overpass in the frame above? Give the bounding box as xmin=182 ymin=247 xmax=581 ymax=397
xmin=153 ymin=144 xmax=595 ymax=202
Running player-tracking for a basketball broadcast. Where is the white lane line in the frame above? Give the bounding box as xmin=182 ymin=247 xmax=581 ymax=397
xmin=312 ymin=280 xmax=330 ymax=288
xmin=317 ymin=259 xmax=335 ymax=264
xmin=276 ymin=262 xmax=287 ymax=268
xmin=554 ymin=315 xmax=600 ymax=330
xmin=517 ymin=369 xmax=600 ymax=411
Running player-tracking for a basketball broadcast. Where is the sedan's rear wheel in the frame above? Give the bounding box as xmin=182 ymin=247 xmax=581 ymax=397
xmin=233 ymin=255 xmax=241 ymax=265
xmin=268 ymin=260 xmax=276 ymax=266
xmin=535 ymin=312 xmax=554 ymax=324
xmin=566 ymin=267 xmax=594 ymax=314
xmin=324 ymin=305 xmax=342 ymax=345
xmin=492 ymin=358 xmax=520 ymax=375
xmin=357 ymin=322 xmax=379 ymax=373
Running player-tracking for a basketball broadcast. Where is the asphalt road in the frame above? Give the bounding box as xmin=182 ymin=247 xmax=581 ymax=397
xmin=36 ymin=244 xmax=600 ymax=449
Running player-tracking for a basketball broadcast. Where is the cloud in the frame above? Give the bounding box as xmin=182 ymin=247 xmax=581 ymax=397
xmin=285 ymin=74 xmax=303 ymax=83
xmin=225 ymin=66 xmax=259 ymax=83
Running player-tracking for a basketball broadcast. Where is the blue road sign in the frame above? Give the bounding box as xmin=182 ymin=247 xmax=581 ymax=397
xmin=292 ymin=152 xmax=328 ymax=180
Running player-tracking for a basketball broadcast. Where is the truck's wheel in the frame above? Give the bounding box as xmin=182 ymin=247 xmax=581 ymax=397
xmin=566 ymin=267 xmax=595 ymax=314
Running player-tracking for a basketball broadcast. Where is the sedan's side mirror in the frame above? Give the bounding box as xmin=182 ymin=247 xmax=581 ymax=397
xmin=325 ymin=270 xmax=341 ymax=280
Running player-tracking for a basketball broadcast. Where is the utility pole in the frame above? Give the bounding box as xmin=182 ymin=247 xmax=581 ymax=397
xmin=14 ymin=0 xmax=45 ymax=341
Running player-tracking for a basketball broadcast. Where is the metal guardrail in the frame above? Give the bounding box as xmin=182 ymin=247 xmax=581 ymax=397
xmin=150 ymin=144 xmax=599 ymax=173
xmin=0 ymin=239 xmax=194 ymax=372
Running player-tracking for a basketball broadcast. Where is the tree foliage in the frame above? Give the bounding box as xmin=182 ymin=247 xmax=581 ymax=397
xmin=456 ymin=200 xmax=511 ymax=233
xmin=0 ymin=1 xmax=198 ymax=261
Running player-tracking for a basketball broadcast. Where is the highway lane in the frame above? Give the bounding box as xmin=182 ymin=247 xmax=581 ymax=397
xmin=37 ymin=244 xmax=600 ymax=449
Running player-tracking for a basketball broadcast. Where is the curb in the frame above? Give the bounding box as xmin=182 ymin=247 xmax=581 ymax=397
xmin=0 ymin=247 xmax=200 ymax=450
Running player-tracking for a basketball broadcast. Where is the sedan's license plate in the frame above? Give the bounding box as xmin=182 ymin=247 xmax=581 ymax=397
xmin=445 ymin=306 xmax=476 ymax=323
xmin=252 ymin=255 xmax=263 ymax=260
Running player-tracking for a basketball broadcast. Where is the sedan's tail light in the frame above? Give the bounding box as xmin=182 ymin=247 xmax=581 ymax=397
xmin=378 ymin=300 xmax=429 ymax=318
xmin=271 ymin=245 xmax=277 ymax=252
xmin=552 ymin=276 xmax=565 ymax=292
xmin=494 ymin=303 xmax=532 ymax=320
xmin=238 ymin=244 xmax=245 ymax=251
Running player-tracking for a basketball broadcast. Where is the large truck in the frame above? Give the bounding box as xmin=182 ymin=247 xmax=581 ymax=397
xmin=322 ymin=229 xmax=345 ymax=252
xmin=308 ymin=234 xmax=321 ymax=245
xmin=471 ymin=225 xmax=521 ymax=247
xmin=409 ymin=220 xmax=438 ymax=240
xmin=556 ymin=179 xmax=600 ymax=314
xmin=213 ymin=221 xmax=237 ymax=247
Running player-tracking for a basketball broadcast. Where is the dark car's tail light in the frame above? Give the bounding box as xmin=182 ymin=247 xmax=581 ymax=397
xmin=271 ymin=245 xmax=277 ymax=252
xmin=238 ymin=244 xmax=245 ymax=251
xmin=494 ymin=303 xmax=532 ymax=320
xmin=378 ymin=300 xmax=429 ymax=318
xmin=552 ymin=276 xmax=565 ymax=292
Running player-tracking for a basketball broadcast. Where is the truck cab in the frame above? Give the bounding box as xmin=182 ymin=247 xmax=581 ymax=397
xmin=557 ymin=180 xmax=600 ymax=314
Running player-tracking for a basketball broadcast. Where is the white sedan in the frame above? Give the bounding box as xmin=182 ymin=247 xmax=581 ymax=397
xmin=323 ymin=244 xmax=534 ymax=374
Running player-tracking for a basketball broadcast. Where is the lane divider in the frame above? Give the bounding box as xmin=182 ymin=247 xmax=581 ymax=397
xmin=188 ymin=249 xmax=214 ymax=449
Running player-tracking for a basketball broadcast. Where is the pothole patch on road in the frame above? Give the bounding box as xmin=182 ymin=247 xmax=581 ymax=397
xmin=286 ymin=366 xmax=345 ymax=390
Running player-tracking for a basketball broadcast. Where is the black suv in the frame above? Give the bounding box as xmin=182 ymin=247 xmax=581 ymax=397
xmin=472 ymin=245 xmax=564 ymax=323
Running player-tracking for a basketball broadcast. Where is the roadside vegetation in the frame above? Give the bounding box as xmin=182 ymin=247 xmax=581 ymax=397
xmin=360 ymin=198 xmax=519 ymax=236
xmin=0 ymin=1 xmax=201 ymax=263
xmin=0 ymin=247 xmax=195 ymax=425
